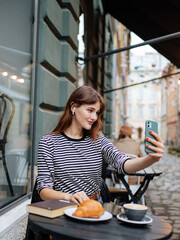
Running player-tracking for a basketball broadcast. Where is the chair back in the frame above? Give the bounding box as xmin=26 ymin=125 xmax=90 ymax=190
xmin=0 ymin=93 xmax=15 ymax=196
xmin=31 ymin=178 xmax=43 ymax=203
xmin=0 ymin=92 xmax=15 ymax=146
xmin=25 ymin=179 xmax=45 ymax=240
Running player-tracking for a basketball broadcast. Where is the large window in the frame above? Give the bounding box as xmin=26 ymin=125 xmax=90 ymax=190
xmin=138 ymin=88 xmax=143 ymax=100
xmin=138 ymin=105 xmax=143 ymax=117
xmin=149 ymin=106 xmax=155 ymax=118
xmin=0 ymin=0 xmax=33 ymax=209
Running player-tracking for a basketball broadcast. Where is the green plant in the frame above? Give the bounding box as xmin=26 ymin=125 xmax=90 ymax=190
xmin=168 ymin=146 xmax=180 ymax=153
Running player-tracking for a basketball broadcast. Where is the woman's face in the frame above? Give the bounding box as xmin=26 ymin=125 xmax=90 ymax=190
xmin=72 ymin=102 xmax=100 ymax=130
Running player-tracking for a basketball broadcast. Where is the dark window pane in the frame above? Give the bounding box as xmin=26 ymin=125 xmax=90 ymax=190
xmin=0 ymin=0 xmax=33 ymax=209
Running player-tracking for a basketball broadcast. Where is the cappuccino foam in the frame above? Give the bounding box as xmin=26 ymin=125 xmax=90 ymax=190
xmin=125 ymin=204 xmax=147 ymax=210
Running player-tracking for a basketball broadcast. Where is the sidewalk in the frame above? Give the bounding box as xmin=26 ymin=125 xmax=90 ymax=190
xmin=145 ymin=147 xmax=180 ymax=240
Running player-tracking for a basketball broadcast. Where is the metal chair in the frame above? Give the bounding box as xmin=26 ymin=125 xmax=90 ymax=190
xmin=108 ymin=153 xmax=145 ymax=205
xmin=0 ymin=92 xmax=15 ymax=196
xmin=125 ymin=154 xmax=145 ymax=205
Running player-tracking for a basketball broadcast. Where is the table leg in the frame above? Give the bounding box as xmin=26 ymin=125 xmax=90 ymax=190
xmin=118 ymin=175 xmax=155 ymax=203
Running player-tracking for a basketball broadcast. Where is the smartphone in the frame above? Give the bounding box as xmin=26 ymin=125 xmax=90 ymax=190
xmin=145 ymin=120 xmax=158 ymax=153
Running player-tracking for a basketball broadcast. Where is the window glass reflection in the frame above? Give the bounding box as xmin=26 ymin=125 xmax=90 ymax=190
xmin=0 ymin=0 xmax=33 ymax=208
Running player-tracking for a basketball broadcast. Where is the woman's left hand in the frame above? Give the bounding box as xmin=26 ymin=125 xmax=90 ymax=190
xmin=145 ymin=131 xmax=164 ymax=160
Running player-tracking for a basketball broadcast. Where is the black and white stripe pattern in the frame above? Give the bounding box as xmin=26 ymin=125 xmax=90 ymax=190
xmin=37 ymin=133 xmax=130 ymax=195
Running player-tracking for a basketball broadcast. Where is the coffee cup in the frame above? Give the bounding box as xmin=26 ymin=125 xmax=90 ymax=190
xmin=119 ymin=203 xmax=148 ymax=221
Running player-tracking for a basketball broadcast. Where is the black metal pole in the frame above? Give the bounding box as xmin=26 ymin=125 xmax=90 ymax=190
xmin=103 ymin=71 xmax=180 ymax=93
xmin=76 ymin=31 xmax=180 ymax=63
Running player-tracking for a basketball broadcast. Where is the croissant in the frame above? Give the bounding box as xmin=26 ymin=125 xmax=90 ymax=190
xmin=73 ymin=199 xmax=105 ymax=218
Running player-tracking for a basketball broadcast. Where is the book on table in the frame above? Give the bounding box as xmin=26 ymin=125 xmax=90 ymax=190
xmin=27 ymin=199 xmax=77 ymax=218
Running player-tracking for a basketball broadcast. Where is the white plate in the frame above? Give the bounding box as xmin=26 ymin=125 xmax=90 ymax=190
xmin=117 ymin=214 xmax=153 ymax=225
xmin=64 ymin=207 xmax=113 ymax=222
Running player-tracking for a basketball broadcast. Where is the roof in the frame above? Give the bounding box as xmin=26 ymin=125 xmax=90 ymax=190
xmin=102 ymin=0 xmax=180 ymax=68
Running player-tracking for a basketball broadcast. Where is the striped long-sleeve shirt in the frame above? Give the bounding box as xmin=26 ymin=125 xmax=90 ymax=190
xmin=37 ymin=132 xmax=130 ymax=196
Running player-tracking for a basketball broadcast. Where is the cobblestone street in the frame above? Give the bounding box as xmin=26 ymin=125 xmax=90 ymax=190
xmin=145 ymin=147 xmax=180 ymax=240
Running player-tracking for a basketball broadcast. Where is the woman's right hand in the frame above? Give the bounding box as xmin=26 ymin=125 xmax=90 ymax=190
xmin=40 ymin=188 xmax=89 ymax=204
xmin=64 ymin=191 xmax=89 ymax=204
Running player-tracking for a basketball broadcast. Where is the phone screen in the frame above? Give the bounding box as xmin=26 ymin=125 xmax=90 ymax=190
xmin=145 ymin=120 xmax=158 ymax=153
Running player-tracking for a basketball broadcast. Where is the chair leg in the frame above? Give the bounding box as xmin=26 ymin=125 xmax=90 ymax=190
xmin=1 ymin=147 xmax=14 ymax=196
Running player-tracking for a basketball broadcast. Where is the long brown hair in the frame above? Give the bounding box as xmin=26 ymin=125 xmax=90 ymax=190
xmin=51 ymin=86 xmax=105 ymax=140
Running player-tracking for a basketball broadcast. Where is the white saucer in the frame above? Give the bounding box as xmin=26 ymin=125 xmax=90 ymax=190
xmin=64 ymin=207 xmax=113 ymax=222
xmin=117 ymin=214 xmax=153 ymax=225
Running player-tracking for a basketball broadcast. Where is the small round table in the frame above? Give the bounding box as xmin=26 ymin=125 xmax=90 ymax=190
xmin=28 ymin=213 xmax=173 ymax=240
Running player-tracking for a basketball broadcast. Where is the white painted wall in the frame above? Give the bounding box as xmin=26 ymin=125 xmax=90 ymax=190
xmin=0 ymin=199 xmax=31 ymax=240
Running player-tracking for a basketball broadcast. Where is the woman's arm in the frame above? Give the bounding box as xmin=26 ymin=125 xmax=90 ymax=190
xmin=124 ymin=131 xmax=164 ymax=173
xmin=40 ymin=188 xmax=89 ymax=204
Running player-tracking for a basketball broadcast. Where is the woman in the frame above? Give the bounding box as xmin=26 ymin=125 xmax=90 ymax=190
xmin=115 ymin=125 xmax=144 ymax=188
xmin=115 ymin=125 xmax=143 ymax=157
xmin=37 ymin=86 xmax=164 ymax=204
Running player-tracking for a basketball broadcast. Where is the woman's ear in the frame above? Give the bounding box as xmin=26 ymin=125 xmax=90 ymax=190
xmin=70 ymin=102 xmax=74 ymax=111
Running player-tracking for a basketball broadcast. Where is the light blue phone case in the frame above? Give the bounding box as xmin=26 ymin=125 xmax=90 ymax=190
xmin=145 ymin=120 xmax=158 ymax=153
